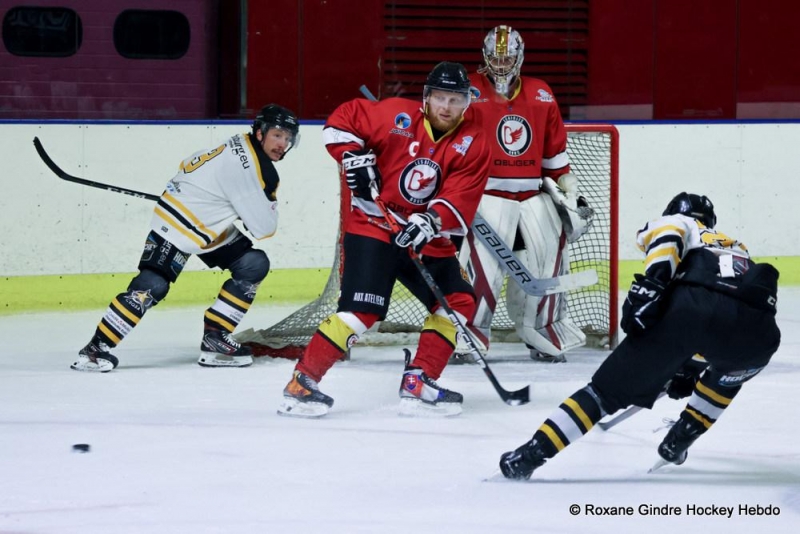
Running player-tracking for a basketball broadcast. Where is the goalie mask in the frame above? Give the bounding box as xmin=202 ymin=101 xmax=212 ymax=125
xmin=480 ymin=25 xmax=525 ymax=96
xmin=663 ymin=192 xmax=717 ymax=228
xmin=252 ymin=104 xmax=300 ymax=158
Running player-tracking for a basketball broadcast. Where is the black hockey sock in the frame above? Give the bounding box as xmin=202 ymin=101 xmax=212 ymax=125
xmin=93 ymin=290 xmax=155 ymax=347
xmin=532 ymin=386 xmax=605 ymax=458
xmin=203 ymin=278 xmax=256 ymax=333
xmin=680 ymin=370 xmax=742 ymax=431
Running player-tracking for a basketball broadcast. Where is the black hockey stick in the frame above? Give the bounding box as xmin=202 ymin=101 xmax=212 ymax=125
xmin=33 ymin=137 xmax=160 ymax=201
xmin=371 ymin=184 xmax=530 ymax=406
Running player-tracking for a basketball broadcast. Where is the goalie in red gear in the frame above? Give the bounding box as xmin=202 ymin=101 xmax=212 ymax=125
xmin=277 ymin=61 xmax=490 ymax=418
xmin=457 ymin=25 xmax=593 ymax=363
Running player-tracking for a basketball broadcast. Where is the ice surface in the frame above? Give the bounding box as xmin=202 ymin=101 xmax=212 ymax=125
xmin=1 ymin=292 xmax=799 ymax=533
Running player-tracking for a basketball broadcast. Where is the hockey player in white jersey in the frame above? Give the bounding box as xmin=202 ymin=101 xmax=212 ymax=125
xmin=498 ymin=192 xmax=781 ymax=479
xmin=71 ymin=104 xmax=299 ymax=372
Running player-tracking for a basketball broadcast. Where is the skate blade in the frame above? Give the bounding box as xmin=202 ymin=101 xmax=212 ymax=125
xmin=197 ymin=352 xmax=253 ymax=368
xmin=70 ymin=355 xmax=117 ymax=373
xmin=277 ymin=397 xmax=329 ymax=418
xmin=648 ymin=458 xmax=670 ymax=473
xmin=397 ymin=398 xmax=462 ymax=418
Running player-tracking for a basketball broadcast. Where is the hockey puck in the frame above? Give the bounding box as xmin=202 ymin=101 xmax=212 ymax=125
xmin=72 ymin=443 xmax=91 ymax=453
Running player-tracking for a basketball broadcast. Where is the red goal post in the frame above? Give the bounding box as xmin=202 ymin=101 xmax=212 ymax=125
xmin=240 ymin=124 xmax=619 ymax=358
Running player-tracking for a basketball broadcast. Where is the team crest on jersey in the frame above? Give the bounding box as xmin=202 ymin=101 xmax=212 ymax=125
xmin=399 ymin=159 xmax=441 ymax=205
xmin=452 ymin=135 xmax=473 ymax=157
xmin=496 ymin=115 xmax=532 ymax=157
xmin=536 ymin=89 xmax=554 ymax=102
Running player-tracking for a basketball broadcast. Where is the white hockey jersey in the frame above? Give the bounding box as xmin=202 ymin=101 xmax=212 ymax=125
xmin=635 ymin=213 xmax=749 ymax=282
xmin=149 ymin=133 xmax=280 ymax=255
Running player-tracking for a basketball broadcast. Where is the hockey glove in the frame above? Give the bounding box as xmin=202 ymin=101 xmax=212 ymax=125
xmin=540 ymin=175 xmax=594 ymax=243
xmin=342 ymin=149 xmax=381 ymax=200
xmin=395 ymin=211 xmax=440 ymax=253
xmin=666 ymin=361 xmax=706 ymax=400
xmin=620 ymin=274 xmax=667 ymax=336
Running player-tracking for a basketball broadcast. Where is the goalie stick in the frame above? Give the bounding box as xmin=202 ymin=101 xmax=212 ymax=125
xmin=33 ymin=137 xmax=160 ymax=201
xmin=370 ymin=183 xmax=530 ymax=406
xmin=472 ymin=213 xmax=598 ymax=296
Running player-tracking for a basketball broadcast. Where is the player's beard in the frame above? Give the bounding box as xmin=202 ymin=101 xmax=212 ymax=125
xmin=427 ymin=112 xmax=460 ymax=132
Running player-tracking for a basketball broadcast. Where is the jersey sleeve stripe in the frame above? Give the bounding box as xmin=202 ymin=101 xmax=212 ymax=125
xmin=541 ymin=151 xmax=569 ymax=170
xmin=640 ymin=224 xmax=686 ymax=249
xmin=429 ymin=198 xmax=468 ymax=235
xmin=322 ymin=126 xmax=365 ymax=148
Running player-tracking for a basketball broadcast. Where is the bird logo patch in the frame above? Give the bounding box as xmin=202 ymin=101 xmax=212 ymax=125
xmin=496 ymin=115 xmax=532 ymax=157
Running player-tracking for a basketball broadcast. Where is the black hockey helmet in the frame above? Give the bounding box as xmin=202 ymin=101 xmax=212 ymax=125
xmin=252 ymin=104 xmax=300 ymax=155
xmin=663 ymin=192 xmax=717 ymax=228
xmin=423 ymin=61 xmax=472 ymax=99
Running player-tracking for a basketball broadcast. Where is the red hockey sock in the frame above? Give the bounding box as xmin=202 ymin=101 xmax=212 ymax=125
xmin=411 ymin=330 xmax=455 ymax=380
xmin=296 ymin=333 xmax=343 ymax=383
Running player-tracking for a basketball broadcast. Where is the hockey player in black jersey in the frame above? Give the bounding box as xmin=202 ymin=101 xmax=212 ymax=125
xmin=499 ymin=192 xmax=781 ymax=479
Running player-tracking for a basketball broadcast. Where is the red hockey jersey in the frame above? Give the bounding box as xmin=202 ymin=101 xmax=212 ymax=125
xmin=323 ymin=97 xmax=490 ymax=257
xmin=468 ymin=73 xmax=570 ymax=201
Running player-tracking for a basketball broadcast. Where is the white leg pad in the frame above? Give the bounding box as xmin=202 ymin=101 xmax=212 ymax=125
xmin=507 ymin=195 xmax=586 ymax=355
xmin=458 ymin=196 xmax=521 ymax=343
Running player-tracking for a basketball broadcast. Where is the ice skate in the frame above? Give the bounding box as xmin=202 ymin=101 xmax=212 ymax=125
xmin=499 ymin=439 xmax=548 ymax=480
xmin=398 ymin=350 xmax=463 ymax=417
xmin=71 ymin=339 xmax=120 ymax=372
xmin=649 ymin=414 xmax=704 ymax=472
xmin=527 ymin=345 xmax=566 ymax=363
xmin=277 ymin=370 xmax=334 ymax=418
xmin=198 ymin=328 xmax=253 ymax=367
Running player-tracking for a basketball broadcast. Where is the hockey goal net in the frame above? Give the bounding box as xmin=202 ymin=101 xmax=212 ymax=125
xmin=240 ymin=124 xmax=619 ymax=358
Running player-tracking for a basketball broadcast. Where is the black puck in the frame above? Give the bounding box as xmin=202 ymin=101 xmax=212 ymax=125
xmin=72 ymin=443 xmax=91 ymax=453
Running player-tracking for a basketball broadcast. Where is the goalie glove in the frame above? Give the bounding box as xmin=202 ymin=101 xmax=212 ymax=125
xmin=620 ymin=274 xmax=667 ymax=336
xmin=540 ymin=174 xmax=594 ymax=243
xmin=342 ymin=149 xmax=381 ymax=200
xmin=395 ymin=211 xmax=440 ymax=253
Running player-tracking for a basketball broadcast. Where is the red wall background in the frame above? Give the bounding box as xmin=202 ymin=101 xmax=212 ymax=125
xmin=1 ymin=0 xmax=799 ymax=120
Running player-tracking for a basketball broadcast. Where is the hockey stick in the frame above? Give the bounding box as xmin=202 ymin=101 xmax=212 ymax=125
xmin=359 ymin=85 xmax=378 ymax=101
xmin=33 ymin=137 xmax=160 ymax=201
xmin=597 ymin=391 xmax=667 ymax=431
xmin=370 ymin=184 xmax=530 ymax=406
xmin=471 ymin=213 xmax=598 ymax=296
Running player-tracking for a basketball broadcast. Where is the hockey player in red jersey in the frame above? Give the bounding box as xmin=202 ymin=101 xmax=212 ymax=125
xmin=72 ymin=105 xmax=299 ymax=372
xmin=456 ymin=25 xmax=594 ymax=363
xmin=499 ymin=193 xmax=781 ymax=479
xmin=277 ymin=62 xmax=490 ymax=418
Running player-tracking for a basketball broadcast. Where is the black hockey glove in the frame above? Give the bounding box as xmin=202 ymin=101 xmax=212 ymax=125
xmin=665 ymin=361 xmax=706 ymax=400
xmin=342 ymin=149 xmax=381 ymax=200
xmin=620 ymin=274 xmax=667 ymax=336
xmin=395 ymin=211 xmax=440 ymax=253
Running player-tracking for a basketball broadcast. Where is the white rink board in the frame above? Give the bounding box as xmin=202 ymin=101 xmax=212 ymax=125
xmin=1 ymin=121 xmax=799 ymax=275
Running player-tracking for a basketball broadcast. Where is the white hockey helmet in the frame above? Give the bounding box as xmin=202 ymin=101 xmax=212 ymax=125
xmin=480 ymin=25 xmax=525 ymax=95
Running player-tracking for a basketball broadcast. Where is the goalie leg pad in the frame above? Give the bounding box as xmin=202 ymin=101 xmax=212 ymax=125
xmin=458 ymin=195 xmax=521 ymax=343
xmin=509 ymin=195 xmax=586 ymax=355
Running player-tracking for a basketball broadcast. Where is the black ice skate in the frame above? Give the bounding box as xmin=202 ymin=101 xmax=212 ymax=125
xmin=398 ymin=350 xmax=463 ymax=417
xmin=499 ymin=439 xmax=548 ymax=480
xmin=72 ymin=339 xmax=120 ymax=372
xmin=277 ymin=370 xmax=334 ymax=418
xmin=649 ymin=414 xmax=705 ymax=472
xmin=198 ymin=328 xmax=253 ymax=368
